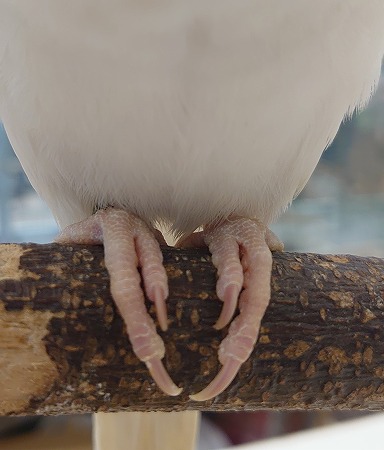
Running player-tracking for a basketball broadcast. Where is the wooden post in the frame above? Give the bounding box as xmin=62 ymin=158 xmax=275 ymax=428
xmin=1 ymin=243 xmax=384 ymax=415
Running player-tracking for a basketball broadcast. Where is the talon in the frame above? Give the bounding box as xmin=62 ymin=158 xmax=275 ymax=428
xmin=214 ymin=283 xmax=241 ymax=330
xmin=189 ymin=358 xmax=241 ymax=401
xmin=150 ymin=285 xmax=168 ymax=331
xmin=146 ymin=358 xmax=183 ymax=396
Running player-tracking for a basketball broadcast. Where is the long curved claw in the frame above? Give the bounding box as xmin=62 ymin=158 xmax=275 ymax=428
xmin=189 ymin=358 xmax=241 ymax=401
xmin=151 ymin=286 xmax=168 ymax=332
xmin=135 ymin=228 xmax=169 ymax=331
xmin=214 ymin=284 xmax=241 ymax=330
xmin=203 ymin=230 xmax=244 ymax=332
xmin=146 ymin=358 xmax=183 ymax=396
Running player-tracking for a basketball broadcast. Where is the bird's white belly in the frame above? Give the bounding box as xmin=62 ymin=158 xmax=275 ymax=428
xmin=1 ymin=0 xmax=384 ymax=231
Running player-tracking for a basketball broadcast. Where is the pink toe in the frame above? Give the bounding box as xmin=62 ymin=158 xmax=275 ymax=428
xmin=135 ymin=230 xmax=169 ymax=330
xmin=55 ymin=212 xmax=104 ymax=244
xmin=204 ymin=231 xmax=243 ymax=332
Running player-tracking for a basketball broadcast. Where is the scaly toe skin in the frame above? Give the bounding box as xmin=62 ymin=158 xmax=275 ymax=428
xmin=191 ymin=217 xmax=275 ymax=400
xmin=56 ymin=207 xmax=181 ymax=396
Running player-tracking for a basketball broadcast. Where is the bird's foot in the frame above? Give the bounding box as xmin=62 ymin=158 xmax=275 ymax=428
xmin=56 ymin=207 xmax=182 ymax=396
xmin=178 ymin=217 xmax=283 ymax=401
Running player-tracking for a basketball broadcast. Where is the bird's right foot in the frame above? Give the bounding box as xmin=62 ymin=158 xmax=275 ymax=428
xmin=56 ymin=207 xmax=182 ymax=396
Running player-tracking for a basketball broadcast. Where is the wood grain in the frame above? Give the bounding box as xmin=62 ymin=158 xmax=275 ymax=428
xmin=1 ymin=243 xmax=384 ymax=415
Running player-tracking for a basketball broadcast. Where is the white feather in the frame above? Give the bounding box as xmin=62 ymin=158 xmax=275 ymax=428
xmin=0 ymin=0 xmax=384 ymax=235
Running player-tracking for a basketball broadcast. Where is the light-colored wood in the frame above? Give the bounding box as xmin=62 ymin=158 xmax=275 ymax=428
xmin=93 ymin=411 xmax=200 ymax=450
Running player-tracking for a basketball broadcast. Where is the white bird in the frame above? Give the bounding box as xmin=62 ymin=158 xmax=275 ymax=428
xmin=1 ymin=0 xmax=384 ymax=448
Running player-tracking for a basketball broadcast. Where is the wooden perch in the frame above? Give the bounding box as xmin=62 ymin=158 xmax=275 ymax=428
xmin=1 ymin=243 xmax=384 ymax=416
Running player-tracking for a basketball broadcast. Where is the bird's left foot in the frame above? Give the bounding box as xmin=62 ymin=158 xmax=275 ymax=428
xmin=178 ymin=217 xmax=283 ymax=401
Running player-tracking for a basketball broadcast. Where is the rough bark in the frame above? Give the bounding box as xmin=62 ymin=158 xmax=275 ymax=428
xmin=0 ymin=243 xmax=384 ymax=416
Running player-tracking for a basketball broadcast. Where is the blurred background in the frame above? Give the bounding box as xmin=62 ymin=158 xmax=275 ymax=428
xmin=0 ymin=71 xmax=384 ymax=449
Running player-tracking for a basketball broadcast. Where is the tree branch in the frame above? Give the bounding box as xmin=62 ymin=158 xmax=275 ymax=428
xmin=0 ymin=243 xmax=384 ymax=416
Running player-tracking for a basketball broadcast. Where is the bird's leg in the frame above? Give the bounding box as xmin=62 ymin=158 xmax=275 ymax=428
xmin=179 ymin=217 xmax=283 ymax=401
xmin=56 ymin=207 xmax=182 ymax=396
